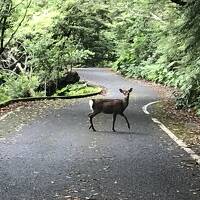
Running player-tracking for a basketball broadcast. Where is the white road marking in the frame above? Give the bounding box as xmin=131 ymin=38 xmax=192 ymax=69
xmin=142 ymin=101 xmax=160 ymax=114
xmin=143 ymin=101 xmax=200 ymax=165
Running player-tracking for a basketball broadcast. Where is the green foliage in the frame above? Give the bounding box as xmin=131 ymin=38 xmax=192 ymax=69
xmin=109 ymin=0 xmax=200 ymax=113
xmin=1 ymin=0 xmax=200 ymax=114
xmin=25 ymin=34 xmax=91 ymax=81
xmin=181 ymin=0 xmax=200 ymax=55
xmin=110 ymin=0 xmax=161 ymax=77
xmin=55 ymin=82 xmax=101 ymax=96
xmin=1 ymin=74 xmax=40 ymax=99
xmin=16 ymin=0 xmax=112 ymax=85
xmin=0 ymin=0 xmax=108 ymax=102
xmin=0 ymin=88 xmax=10 ymax=102
xmin=51 ymin=0 xmax=113 ymax=66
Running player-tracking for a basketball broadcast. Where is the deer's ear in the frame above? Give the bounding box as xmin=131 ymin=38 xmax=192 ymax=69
xmin=129 ymin=88 xmax=133 ymax=92
xmin=119 ymin=89 xmax=123 ymax=93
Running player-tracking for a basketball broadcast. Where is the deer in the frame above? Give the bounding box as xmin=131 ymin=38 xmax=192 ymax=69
xmin=88 ymin=88 xmax=133 ymax=132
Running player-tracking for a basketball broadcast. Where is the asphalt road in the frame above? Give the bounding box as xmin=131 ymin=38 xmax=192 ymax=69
xmin=0 ymin=68 xmax=199 ymax=200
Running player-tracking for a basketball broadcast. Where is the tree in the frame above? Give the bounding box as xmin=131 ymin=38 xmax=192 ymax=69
xmin=0 ymin=0 xmax=31 ymax=55
xmin=52 ymin=0 xmax=114 ymax=66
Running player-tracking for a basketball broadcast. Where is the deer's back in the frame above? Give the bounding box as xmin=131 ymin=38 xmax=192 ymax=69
xmin=92 ymin=99 xmax=124 ymax=114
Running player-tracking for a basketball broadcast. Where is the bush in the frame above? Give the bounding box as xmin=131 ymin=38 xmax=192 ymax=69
xmin=0 ymin=88 xmax=10 ymax=103
xmin=3 ymin=75 xmax=40 ymax=99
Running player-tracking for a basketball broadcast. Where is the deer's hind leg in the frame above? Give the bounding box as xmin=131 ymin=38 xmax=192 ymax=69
xmin=88 ymin=111 xmax=100 ymax=131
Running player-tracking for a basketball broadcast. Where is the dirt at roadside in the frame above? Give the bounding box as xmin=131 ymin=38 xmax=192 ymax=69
xmin=145 ymin=82 xmax=200 ymax=155
xmin=0 ymin=99 xmax=77 ymax=138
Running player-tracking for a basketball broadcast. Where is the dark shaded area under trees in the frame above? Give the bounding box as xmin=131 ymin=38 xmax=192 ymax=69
xmin=171 ymin=0 xmax=187 ymax=6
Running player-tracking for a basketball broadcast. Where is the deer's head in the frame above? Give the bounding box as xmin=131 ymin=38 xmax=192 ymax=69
xmin=119 ymin=88 xmax=133 ymax=97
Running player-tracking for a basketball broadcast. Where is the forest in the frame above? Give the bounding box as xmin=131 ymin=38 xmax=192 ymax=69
xmin=0 ymin=0 xmax=200 ymax=114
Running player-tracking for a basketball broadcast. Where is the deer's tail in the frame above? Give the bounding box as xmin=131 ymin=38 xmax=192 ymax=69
xmin=89 ymin=99 xmax=94 ymax=111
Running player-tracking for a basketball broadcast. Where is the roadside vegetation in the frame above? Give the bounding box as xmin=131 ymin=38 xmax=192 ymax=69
xmin=0 ymin=0 xmax=200 ymax=117
xmin=0 ymin=0 xmax=108 ymax=102
xmin=54 ymin=82 xmax=102 ymax=97
xmin=151 ymin=101 xmax=200 ymax=155
xmin=109 ymin=0 xmax=200 ymax=116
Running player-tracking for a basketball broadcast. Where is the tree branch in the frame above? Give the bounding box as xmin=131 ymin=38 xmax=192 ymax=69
xmin=0 ymin=66 xmax=19 ymax=76
xmin=3 ymin=0 xmax=32 ymax=50
xmin=0 ymin=0 xmax=31 ymax=55
xmin=11 ymin=0 xmax=25 ymax=11
xmin=150 ymin=12 xmax=167 ymax=24
xmin=0 ymin=17 xmax=7 ymax=52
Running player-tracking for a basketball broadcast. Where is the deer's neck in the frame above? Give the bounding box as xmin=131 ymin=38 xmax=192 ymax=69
xmin=122 ymin=95 xmax=130 ymax=110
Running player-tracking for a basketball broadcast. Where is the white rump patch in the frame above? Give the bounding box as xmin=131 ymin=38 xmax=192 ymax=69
xmin=89 ymin=100 xmax=94 ymax=111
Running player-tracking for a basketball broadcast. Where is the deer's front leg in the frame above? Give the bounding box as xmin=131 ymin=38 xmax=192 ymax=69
xmin=120 ymin=113 xmax=130 ymax=129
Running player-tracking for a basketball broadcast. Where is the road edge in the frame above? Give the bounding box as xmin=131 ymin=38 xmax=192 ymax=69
xmin=0 ymin=84 xmax=102 ymax=108
xmin=0 ymin=84 xmax=102 ymax=121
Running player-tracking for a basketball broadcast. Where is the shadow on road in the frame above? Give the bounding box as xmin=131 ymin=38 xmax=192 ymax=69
xmin=88 ymin=130 xmax=148 ymax=135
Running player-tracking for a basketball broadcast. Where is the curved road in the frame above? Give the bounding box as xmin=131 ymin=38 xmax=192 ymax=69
xmin=0 ymin=68 xmax=199 ymax=200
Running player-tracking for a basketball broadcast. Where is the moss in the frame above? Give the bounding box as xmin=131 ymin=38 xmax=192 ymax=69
xmin=54 ymin=82 xmax=102 ymax=97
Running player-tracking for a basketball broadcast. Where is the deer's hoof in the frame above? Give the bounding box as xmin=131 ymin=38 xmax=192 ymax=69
xmin=89 ymin=125 xmax=96 ymax=132
xmin=112 ymin=129 xmax=116 ymax=132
